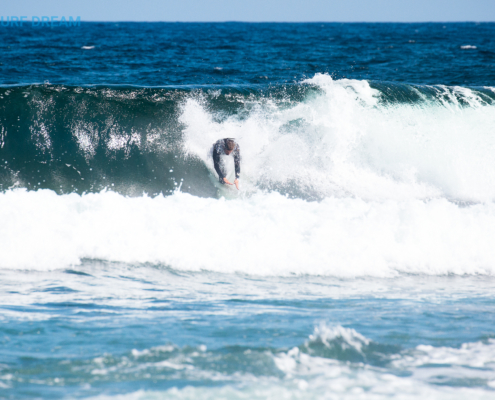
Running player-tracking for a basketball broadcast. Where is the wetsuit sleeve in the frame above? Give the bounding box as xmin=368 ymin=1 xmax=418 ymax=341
xmin=213 ymin=147 xmax=225 ymax=180
xmin=234 ymin=145 xmax=241 ymax=179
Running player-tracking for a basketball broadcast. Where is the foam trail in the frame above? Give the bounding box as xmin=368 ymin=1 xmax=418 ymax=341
xmin=1 ymin=189 xmax=495 ymax=275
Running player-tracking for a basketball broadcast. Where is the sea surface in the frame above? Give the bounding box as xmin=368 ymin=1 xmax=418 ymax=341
xmin=1 ymin=22 xmax=495 ymax=399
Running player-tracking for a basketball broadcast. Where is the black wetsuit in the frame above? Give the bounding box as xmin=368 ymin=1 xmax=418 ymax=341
xmin=212 ymin=139 xmax=240 ymax=183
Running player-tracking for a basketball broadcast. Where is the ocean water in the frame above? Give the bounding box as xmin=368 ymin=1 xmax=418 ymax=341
xmin=1 ymin=22 xmax=495 ymax=399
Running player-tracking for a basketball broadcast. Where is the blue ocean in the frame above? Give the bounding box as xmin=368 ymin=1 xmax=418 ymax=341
xmin=1 ymin=22 xmax=495 ymax=399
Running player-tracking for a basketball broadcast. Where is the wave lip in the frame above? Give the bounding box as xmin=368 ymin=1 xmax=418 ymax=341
xmin=303 ymin=324 xmax=373 ymax=362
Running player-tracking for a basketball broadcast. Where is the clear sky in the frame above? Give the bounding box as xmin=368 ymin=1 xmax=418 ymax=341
xmin=2 ymin=0 xmax=495 ymax=22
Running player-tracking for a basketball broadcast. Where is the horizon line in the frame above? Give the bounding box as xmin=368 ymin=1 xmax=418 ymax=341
xmin=75 ymin=20 xmax=495 ymax=23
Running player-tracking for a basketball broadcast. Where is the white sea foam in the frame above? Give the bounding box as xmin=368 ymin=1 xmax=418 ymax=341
xmin=2 ymin=75 xmax=495 ymax=274
xmin=183 ymin=74 xmax=495 ymax=202
xmin=307 ymin=324 xmax=370 ymax=353
xmin=4 ymin=320 xmax=494 ymax=400
xmin=1 ymin=189 xmax=495 ymax=275
xmin=86 ymin=328 xmax=495 ymax=400
xmin=392 ymin=339 xmax=495 ymax=369
xmin=269 ymin=325 xmax=495 ymax=400
xmin=85 ymin=385 xmax=495 ymax=400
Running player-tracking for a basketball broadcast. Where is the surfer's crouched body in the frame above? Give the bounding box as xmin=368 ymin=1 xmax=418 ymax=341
xmin=213 ymin=138 xmax=240 ymax=190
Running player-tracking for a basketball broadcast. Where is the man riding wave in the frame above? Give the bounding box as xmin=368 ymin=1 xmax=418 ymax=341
xmin=212 ymin=138 xmax=240 ymax=190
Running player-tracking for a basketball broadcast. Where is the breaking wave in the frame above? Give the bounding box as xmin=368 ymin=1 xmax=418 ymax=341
xmin=1 ymin=74 xmax=495 ymax=202
xmin=1 ymin=75 xmax=495 ymax=273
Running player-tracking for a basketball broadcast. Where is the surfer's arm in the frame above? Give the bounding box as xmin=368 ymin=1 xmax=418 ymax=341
xmin=233 ymin=146 xmax=241 ymax=179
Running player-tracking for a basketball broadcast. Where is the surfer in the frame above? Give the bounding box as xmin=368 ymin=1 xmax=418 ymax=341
xmin=212 ymin=138 xmax=240 ymax=190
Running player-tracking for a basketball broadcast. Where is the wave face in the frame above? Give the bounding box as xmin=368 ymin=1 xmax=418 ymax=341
xmin=0 ymin=84 xmax=214 ymax=197
xmin=1 ymin=75 xmax=495 ymax=202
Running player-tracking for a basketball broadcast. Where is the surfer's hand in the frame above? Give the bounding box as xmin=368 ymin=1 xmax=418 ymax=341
xmin=234 ymin=179 xmax=239 ymax=190
xmin=223 ymin=178 xmax=233 ymax=185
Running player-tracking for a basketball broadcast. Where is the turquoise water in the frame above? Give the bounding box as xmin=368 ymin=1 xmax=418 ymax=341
xmin=1 ymin=23 xmax=495 ymax=399
xmin=3 ymin=265 xmax=495 ymax=399
xmin=2 ymin=266 xmax=495 ymax=399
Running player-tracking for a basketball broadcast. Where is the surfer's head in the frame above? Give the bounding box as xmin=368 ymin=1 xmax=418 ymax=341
xmin=225 ymin=139 xmax=236 ymax=155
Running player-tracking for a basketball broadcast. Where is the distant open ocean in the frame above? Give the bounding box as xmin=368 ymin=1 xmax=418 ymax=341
xmin=1 ymin=22 xmax=495 ymax=399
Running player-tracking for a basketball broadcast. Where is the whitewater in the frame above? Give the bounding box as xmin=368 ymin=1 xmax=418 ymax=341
xmin=2 ymin=22 xmax=495 ymax=400
xmin=2 ymin=75 xmax=495 ymax=275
